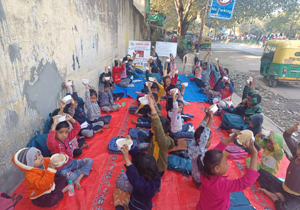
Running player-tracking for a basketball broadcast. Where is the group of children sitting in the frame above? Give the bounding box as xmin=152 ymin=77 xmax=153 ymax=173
xmin=10 ymin=51 xmax=299 ymax=210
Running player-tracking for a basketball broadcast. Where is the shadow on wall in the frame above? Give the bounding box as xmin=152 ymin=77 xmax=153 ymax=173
xmin=24 ymin=60 xmax=64 ymax=120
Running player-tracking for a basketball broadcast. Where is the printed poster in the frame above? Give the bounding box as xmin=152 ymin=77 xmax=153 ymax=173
xmin=128 ymin=41 xmax=151 ymax=69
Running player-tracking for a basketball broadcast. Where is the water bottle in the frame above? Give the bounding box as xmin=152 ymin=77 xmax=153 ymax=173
xmin=68 ymin=180 xmax=75 ymax=196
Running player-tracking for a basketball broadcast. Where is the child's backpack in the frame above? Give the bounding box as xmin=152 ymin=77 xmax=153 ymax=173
xmin=167 ymin=155 xmax=192 ymax=176
xmin=0 ymin=192 xmax=22 ymax=210
xmin=224 ymin=143 xmax=248 ymax=160
xmin=27 ymin=131 xmax=52 ymax=157
xmin=220 ymin=113 xmax=246 ymax=130
xmin=108 ymin=137 xmax=140 ymax=154
xmin=128 ymin=128 xmax=150 ymax=140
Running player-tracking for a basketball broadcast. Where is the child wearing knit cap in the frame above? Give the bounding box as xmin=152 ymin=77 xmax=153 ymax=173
xmin=11 ymin=147 xmax=68 ymax=207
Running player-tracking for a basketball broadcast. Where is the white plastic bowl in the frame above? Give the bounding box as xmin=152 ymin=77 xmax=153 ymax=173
xmin=66 ymin=81 xmax=72 ymax=86
xmin=213 ymin=98 xmax=220 ymax=104
xmin=261 ymin=129 xmax=270 ymax=137
xmin=116 ymin=138 xmax=133 ymax=151
xmin=215 ymin=58 xmax=219 ymax=61
xmin=57 ymin=115 xmax=66 ymax=123
xmin=82 ymin=79 xmax=89 ymax=84
xmin=153 ymin=57 xmax=157 ymax=60
xmin=209 ymin=104 xmax=218 ymax=114
xmin=62 ymin=95 xmax=72 ymax=104
xmin=223 ymin=76 xmax=229 ymax=81
xmin=138 ymin=96 xmax=149 ymax=105
xmin=104 ymin=77 xmax=110 ymax=81
xmin=182 ymin=82 xmax=188 ymax=87
xmin=248 ymin=76 xmax=253 ymax=82
xmin=148 ymin=77 xmax=155 ymax=82
xmin=149 ymin=56 xmax=153 ymax=59
xmin=107 ymin=66 xmax=111 ymax=70
xmin=146 ymin=67 xmax=150 ymax=70
xmin=170 ymin=88 xmax=178 ymax=94
xmin=166 ymin=59 xmax=170 ymax=62
xmin=50 ymin=154 xmax=68 ymax=167
xmin=175 ymin=70 xmax=179 ymax=74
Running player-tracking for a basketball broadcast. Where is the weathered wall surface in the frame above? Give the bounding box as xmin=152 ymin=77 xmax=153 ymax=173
xmin=0 ymin=0 xmax=144 ymax=193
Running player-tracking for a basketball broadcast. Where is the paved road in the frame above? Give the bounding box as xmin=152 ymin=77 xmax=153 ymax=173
xmin=211 ymin=42 xmax=300 ymax=100
xmin=212 ymin=42 xmax=264 ymax=56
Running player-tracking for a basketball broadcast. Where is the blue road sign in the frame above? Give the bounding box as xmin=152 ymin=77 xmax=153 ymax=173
xmin=209 ymin=0 xmax=236 ymax=20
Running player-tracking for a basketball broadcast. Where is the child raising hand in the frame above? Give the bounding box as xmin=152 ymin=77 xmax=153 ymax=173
xmin=196 ymin=132 xmax=259 ymax=210
xmin=118 ymin=143 xmax=161 ymax=210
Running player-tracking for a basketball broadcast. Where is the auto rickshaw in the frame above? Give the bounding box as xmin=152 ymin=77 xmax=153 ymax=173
xmin=184 ymin=35 xmax=193 ymax=47
xmin=200 ymin=37 xmax=211 ymax=50
xmin=260 ymin=40 xmax=300 ymax=87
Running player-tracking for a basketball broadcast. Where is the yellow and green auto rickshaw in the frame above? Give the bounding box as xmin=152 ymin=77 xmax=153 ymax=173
xmin=260 ymin=40 xmax=300 ymax=87
xmin=200 ymin=37 xmax=211 ymax=51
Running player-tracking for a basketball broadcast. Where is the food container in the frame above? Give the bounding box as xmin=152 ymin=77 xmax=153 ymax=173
xmin=104 ymin=77 xmax=110 ymax=81
xmin=170 ymin=88 xmax=178 ymax=94
xmin=212 ymin=98 xmax=220 ymax=104
xmin=62 ymin=95 xmax=72 ymax=104
xmin=138 ymin=96 xmax=149 ymax=105
xmin=148 ymin=77 xmax=155 ymax=82
xmin=223 ymin=76 xmax=229 ymax=81
xmin=236 ymin=130 xmax=254 ymax=145
xmin=153 ymin=57 xmax=157 ymax=60
xmin=107 ymin=66 xmax=111 ymax=70
xmin=261 ymin=129 xmax=270 ymax=137
xmin=166 ymin=59 xmax=170 ymax=62
xmin=50 ymin=154 xmax=68 ymax=167
xmin=208 ymin=104 xmax=218 ymax=114
xmin=182 ymin=82 xmax=188 ymax=87
xmin=57 ymin=115 xmax=66 ymax=123
xmin=66 ymin=81 xmax=72 ymax=86
xmin=116 ymin=138 xmax=133 ymax=150
xmin=82 ymin=79 xmax=89 ymax=84
xmin=215 ymin=58 xmax=219 ymax=61
xmin=248 ymin=77 xmax=253 ymax=83
xmin=146 ymin=67 xmax=150 ymax=70
xmin=175 ymin=70 xmax=179 ymax=74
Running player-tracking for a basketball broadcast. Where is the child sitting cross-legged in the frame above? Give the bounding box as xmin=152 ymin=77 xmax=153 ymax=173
xmin=196 ymin=132 xmax=259 ymax=210
xmin=46 ymin=114 xmax=93 ymax=189
xmin=168 ymin=90 xmax=194 ymax=139
xmin=114 ymin=143 xmax=161 ymax=210
xmin=12 ymin=147 xmax=68 ymax=207
xmin=188 ymin=109 xmax=214 ymax=188
xmin=98 ymin=81 xmax=120 ymax=113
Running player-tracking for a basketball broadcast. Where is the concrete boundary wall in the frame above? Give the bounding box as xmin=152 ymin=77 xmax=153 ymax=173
xmin=0 ymin=0 xmax=144 ymax=193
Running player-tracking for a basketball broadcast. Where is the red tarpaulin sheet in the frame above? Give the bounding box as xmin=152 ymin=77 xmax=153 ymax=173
xmin=11 ymin=99 xmax=290 ymax=210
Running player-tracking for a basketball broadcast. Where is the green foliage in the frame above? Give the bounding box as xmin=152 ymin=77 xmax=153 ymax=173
xmin=177 ymin=39 xmax=194 ymax=60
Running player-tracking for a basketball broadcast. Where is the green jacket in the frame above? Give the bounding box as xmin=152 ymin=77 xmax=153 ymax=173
xmin=148 ymin=113 xmax=174 ymax=172
xmin=256 ymin=133 xmax=284 ymax=175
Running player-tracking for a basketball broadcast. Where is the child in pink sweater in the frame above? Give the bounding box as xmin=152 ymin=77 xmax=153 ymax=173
xmin=196 ymin=132 xmax=259 ymax=210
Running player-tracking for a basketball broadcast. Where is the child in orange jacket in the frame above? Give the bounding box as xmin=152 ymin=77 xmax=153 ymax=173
xmin=12 ymin=147 xmax=68 ymax=207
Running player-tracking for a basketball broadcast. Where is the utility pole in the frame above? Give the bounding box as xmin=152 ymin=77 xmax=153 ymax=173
xmin=196 ymin=0 xmax=210 ymax=53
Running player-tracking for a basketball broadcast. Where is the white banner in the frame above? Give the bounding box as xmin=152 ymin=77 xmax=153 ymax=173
xmin=155 ymin=41 xmax=177 ymax=57
xmin=128 ymin=40 xmax=151 ymax=69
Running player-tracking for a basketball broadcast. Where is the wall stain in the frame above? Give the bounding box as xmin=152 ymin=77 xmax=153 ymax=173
xmin=32 ymin=6 xmax=38 ymax=29
xmin=5 ymin=109 xmax=19 ymax=127
xmin=24 ymin=61 xmax=64 ymax=119
xmin=72 ymin=54 xmax=75 ymax=70
xmin=8 ymin=44 xmax=22 ymax=63
xmin=76 ymin=56 xmax=80 ymax=69
xmin=0 ymin=0 xmax=6 ymax=23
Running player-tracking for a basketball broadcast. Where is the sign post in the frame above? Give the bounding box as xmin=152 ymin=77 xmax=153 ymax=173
xmin=208 ymin=0 xmax=236 ymax=20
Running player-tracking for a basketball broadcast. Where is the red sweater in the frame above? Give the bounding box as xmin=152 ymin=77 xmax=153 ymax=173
xmin=112 ymin=66 xmax=121 ymax=84
xmin=46 ymin=121 xmax=81 ymax=163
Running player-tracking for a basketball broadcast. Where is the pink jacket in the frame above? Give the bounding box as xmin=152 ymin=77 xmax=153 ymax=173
xmin=196 ymin=142 xmax=259 ymax=210
xmin=46 ymin=121 xmax=81 ymax=163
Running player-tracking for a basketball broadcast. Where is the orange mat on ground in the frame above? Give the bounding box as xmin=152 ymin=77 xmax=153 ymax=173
xmin=11 ymin=99 xmax=290 ymax=210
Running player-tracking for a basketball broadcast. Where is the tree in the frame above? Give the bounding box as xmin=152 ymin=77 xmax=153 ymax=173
xmin=150 ymin=0 xmax=207 ymax=37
